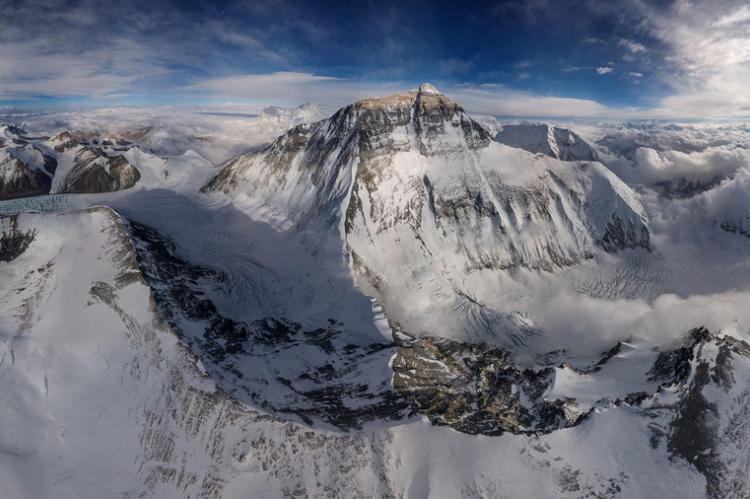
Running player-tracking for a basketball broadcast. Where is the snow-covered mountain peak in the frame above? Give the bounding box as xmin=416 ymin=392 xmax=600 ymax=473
xmin=257 ymin=102 xmax=325 ymax=130
xmin=49 ymin=130 xmax=85 ymax=152
xmin=340 ymin=83 xmax=491 ymax=157
xmin=203 ymin=88 xmax=649 ymax=345
xmin=496 ymin=123 xmax=598 ymax=161
xmin=292 ymin=102 xmax=322 ymax=120
xmin=257 ymin=105 xmax=286 ymax=119
xmin=417 ymin=82 xmax=440 ymax=95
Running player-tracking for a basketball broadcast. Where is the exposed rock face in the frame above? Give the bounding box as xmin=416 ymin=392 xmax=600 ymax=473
xmin=0 ymin=215 xmax=36 ymax=262
xmin=62 ymin=147 xmax=141 ymax=193
xmin=392 ymin=337 xmax=585 ymax=435
xmin=644 ymin=327 xmax=750 ymax=499
xmin=496 ymin=123 xmax=598 ymax=161
xmin=599 ymin=214 xmax=651 ymax=252
xmin=720 ymin=215 xmax=750 ymax=240
xmin=49 ymin=130 xmax=83 ymax=152
xmin=100 ymin=137 xmax=132 ymax=149
xmin=0 ymin=128 xmax=149 ymax=197
xmin=0 ymin=157 xmax=52 ymax=200
xmin=654 ymin=176 xmax=726 ymax=199
xmin=0 ymin=141 xmax=56 ymax=200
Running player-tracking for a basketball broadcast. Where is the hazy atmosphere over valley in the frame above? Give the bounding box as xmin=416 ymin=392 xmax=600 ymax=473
xmin=2 ymin=1 xmax=750 ymax=498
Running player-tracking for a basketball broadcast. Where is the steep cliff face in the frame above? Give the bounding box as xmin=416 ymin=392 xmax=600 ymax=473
xmin=203 ymin=84 xmax=649 ymax=344
xmin=392 ymin=336 xmax=585 ymax=435
xmin=644 ymin=328 xmax=750 ymax=499
xmin=61 ymin=146 xmax=141 ymax=193
xmin=125 ymin=219 xmax=409 ymax=430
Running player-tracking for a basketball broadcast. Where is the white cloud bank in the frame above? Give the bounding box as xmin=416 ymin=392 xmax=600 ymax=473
xmin=631 ymin=146 xmax=750 ymax=185
xmin=537 ymin=290 xmax=750 ymax=356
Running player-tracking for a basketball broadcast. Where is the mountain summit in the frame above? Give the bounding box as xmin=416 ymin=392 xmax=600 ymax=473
xmin=203 ymin=86 xmax=649 ymax=344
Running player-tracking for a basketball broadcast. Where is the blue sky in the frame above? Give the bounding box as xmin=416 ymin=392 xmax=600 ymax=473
xmin=1 ymin=0 xmax=749 ymax=119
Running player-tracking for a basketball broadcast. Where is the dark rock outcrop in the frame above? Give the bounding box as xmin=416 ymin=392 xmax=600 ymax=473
xmin=647 ymin=327 xmax=750 ymax=499
xmin=0 ymin=215 xmax=36 ymax=262
xmin=126 ymin=219 xmax=408 ymax=429
xmin=0 ymin=158 xmax=52 ymax=200
xmin=62 ymin=148 xmax=141 ymax=193
xmin=0 ymin=141 xmax=57 ymax=200
xmin=599 ymin=214 xmax=651 ymax=252
xmin=392 ymin=336 xmax=586 ymax=435
xmin=50 ymin=130 xmax=82 ymax=152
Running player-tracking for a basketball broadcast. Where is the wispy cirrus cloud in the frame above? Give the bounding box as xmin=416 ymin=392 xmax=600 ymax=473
xmin=1 ymin=0 xmax=749 ymax=121
xmin=0 ymin=0 xmax=302 ymax=101
xmin=188 ymin=72 xmax=641 ymax=119
xmin=713 ymin=5 xmax=750 ymax=27
xmin=638 ymin=0 xmax=750 ymax=118
xmin=618 ymin=38 xmax=647 ymax=54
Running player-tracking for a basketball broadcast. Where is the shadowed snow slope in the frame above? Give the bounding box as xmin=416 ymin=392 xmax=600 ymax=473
xmin=495 ymin=123 xmax=598 ymax=161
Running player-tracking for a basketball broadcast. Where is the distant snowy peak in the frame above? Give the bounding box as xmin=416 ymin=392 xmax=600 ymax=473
xmin=0 ymin=124 xmax=217 ymax=198
xmin=257 ymin=102 xmax=325 ymax=130
xmin=49 ymin=130 xmax=84 ymax=152
xmin=417 ymin=82 xmax=440 ymax=94
xmin=496 ymin=123 xmax=598 ymax=162
xmin=291 ymin=102 xmax=323 ymax=122
xmin=0 ymin=136 xmax=57 ymax=200
xmin=0 ymin=124 xmax=30 ymax=141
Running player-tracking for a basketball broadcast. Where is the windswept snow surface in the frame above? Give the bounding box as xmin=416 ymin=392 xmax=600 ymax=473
xmin=2 ymin=93 xmax=750 ymax=498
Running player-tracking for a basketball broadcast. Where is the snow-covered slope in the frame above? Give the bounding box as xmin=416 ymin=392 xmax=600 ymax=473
xmin=496 ymin=123 xmax=599 ymax=161
xmin=203 ymin=84 xmax=649 ymax=344
xmin=1 ymin=206 xmax=745 ymax=499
